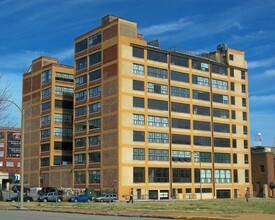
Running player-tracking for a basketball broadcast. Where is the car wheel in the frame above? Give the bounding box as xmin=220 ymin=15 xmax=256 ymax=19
xmin=12 ymin=200 xmax=16 ymax=202
xmin=87 ymin=199 xmax=91 ymax=202
xmin=57 ymin=198 xmax=61 ymax=203
xmin=26 ymin=199 xmax=30 ymax=203
xmin=100 ymin=199 xmax=104 ymax=202
xmin=74 ymin=199 xmax=78 ymax=202
xmin=43 ymin=199 xmax=47 ymax=202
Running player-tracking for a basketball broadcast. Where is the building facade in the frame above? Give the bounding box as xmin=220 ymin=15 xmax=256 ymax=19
xmin=251 ymin=146 xmax=275 ymax=197
xmin=73 ymin=15 xmax=252 ymax=200
xmin=22 ymin=56 xmax=74 ymax=188
xmin=0 ymin=127 xmax=21 ymax=190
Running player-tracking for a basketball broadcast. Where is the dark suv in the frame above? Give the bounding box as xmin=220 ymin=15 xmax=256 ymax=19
xmin=11 ymin=185 xmax=31 ymax=193
xmin=37 ymin=192 xmax=63 ymax=202
xmin=37 ymin=187 xmax=63 ymax=196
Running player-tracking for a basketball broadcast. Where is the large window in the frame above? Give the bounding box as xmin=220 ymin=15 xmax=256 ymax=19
xmin=89 ymin=152 xmax=100 ymax=163
xmin=172 ymin=118 xmax=190 ymax=129
xmin=133 ymin=114 xmax=145 ymax=125
xmin=172 ymin=151 xmax=191 ymax=162
xmin=214 ymin=138 xmax=230 ymax=147
xmin=213 ymin=108 xmax=229 ymax=118
xmin=89 ymin=135 xmax=101 ymax=146
xmin=194 ymin=152 xmax=212 ymax=163
xmin=213 ymin=93 xmax=228 ymax=104
xmin=55 ymin=100 xmax=73 ymax=109
xmin=192 ymin=75 xmax=209 ymax=86
xmin=193 ymin=90 xmax=210 ymax=101
xmin=75 ymin=121 xmax=87 ymax=132
xmin=133 ymin=63 xmax=144 ymax=75
xmin=54 ymin=128 xmax=72 ymax=137
xmin=74 ymin=171 xmax=86 ymax=184
xmin=171 ymin=86 xmax=190 ymax=98
xmin=41 ymin=158 xmax=50 ymax=167
xmin=148 ymin=149 xmax=169 ymax=161
xmin=148 ymin=82 xmax=167 ymax=94
xmin=42 ymin=88 xmax=51 ymax=98
xmin=42 ymin=69 xmax=51 ymax=84
xmin=75 ymin=38 xmax=87 ymax=53
xmin=89 ymin=51 xmax=101 ymax=66
xmin=171 ymin=102 xmax=190 ymax=113
xmin=193 ymin=105 xmax=210 ymax=116
xmin=56 ymin=72 xmax=74 ymax=82
xmin=55 ymin=86 xmax=74 ymax=97
xmin=133 ymin=131 xmax=145 ymax=142
xmin=133 ymin=148 xmax=145 ymax=160
xmin=192 ymin=60 xmax=209 ymax=71
xmin=133 ymin=167 xmax=145 ymax=183
xmin=89 ymin=32 xmax=102 ymax=47
xmin=89 ymin=85 xmax=101 ymax=98
xmin=212 ymin=79 xmax=228 ymax=90
xmin=214 ymin=123 xmax=230 ymax=133
xmin=75 ymin=90 xmax=87 ymax=101
xmin=75 ymin=137 xmax=86 ymax=148
xmin=148 ymin=132 xmax=168 ymax=143
xmin=41 ymin=115 xmax=50 ymax=125
xmin=148 ymin=115 xmax=168 ymax=127
xmin=76 ymin=57 xmax=87 ymax=71
xmin=54 ymin=113 xmax=72 ymax=124
xmin=41 ymin=129 xmax=50 ymax=138
xmin=215 ymin=153 xmax=231 ymax=163
xmin=195 ymin=169 xmax=212 ymax=183
xmin=147 ymin=50 xmax=167 ymax=63
xmin=89 ymin=102 xmax=101 ymax=114
xmin=171 ymin=71 xmax=189 ymax=82
xmin=133 ymin=80 xmax=144 ymax=91
xmin=173 ymin=168 xmax=191 ymax=182
xmin=133 ymin=97 xmax=144 ymax=108
xmin=211 ymin=64 xmax=227 ymax=76
xmin=89 ymin=69 xmax=101 ymax=81
xmin=149 ymin=168 xmax=169 ymax=182
xmin=133 ymin=47 xmax=144 ymax=58
xmin=89 ymin=118 xmax=101 ymax=130
xmin=76 ymin=75 xmax=87 ymax=86
xmin=194 ymin=136 xmax=211 ymax=146
xmin=193 ymin=121 xmax=211 ymax=131
xmin=172 ymin=134 xmax=190 ymax=145
xmin=75 ymin=106 xmax=87 ymax=117
xmin=89 ymin=170 xmax=100 ymax=184
xmin=42 ymin=101 xmax=51 ymax=111
xmin=171 ymin=55 xmax=189 ymax=67
xmin=147 ymin=66 xmax=168 ymax=79
xmin=215 ymin=169 xmax=231 ymax=183
xmin=148 ymin=99 xmax=168 ymax=110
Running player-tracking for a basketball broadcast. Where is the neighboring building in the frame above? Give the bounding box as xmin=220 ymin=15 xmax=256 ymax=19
xmin=0 ymin=127 xmax=21 ymax=190
xmin=73 ymin=15 xmax=251 ymax=200
xmin=22 ymin=56 xmax=74 ymax=188
xmin=251 ymin=146 xmax=275 ymax=197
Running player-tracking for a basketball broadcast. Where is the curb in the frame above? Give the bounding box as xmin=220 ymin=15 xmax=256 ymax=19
xmin=175 ymin=216 xmax=237 ymax=220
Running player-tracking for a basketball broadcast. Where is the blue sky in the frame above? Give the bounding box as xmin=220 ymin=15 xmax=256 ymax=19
xmin=0 ymin=0 xmax=274 ymax=146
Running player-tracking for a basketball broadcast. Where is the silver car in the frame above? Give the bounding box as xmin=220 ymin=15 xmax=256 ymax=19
xmin=95 ymin=194 xmax=117 ymax=202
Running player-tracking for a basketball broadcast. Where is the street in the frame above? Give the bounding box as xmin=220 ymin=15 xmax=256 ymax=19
xmin=0 ymin=210 xmax=170 ymax=220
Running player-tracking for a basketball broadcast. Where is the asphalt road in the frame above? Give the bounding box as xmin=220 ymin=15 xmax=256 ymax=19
xmin=1 ymin=210 xmax=168 ymax=220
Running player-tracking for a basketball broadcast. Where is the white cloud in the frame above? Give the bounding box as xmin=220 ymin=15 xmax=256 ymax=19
xmin=248 ymin=56 xmax=275 ymax=69
xmin=250 ymin=94 xmax=275 ymax=103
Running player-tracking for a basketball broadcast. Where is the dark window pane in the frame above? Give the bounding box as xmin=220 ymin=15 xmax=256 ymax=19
xmin=171 ymin=56 xmax=189 ymax=67
xmin=133 ymin=47 xmax=144 ymax=58
xmin=171 ymin=71 xmax=189 ymax=82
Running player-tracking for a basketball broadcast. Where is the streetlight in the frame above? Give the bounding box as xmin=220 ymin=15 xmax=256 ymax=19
xmin=0 ymin=99 xmax=24 ymax=208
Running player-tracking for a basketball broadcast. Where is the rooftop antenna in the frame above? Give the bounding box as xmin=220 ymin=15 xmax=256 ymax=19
xmin=257 ymin=132 xmax=262 ymax=146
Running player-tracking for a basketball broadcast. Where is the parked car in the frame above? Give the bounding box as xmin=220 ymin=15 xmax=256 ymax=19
xmin=37 ymin=192 xmax=63 ymax=202
xmin=68 ymin=194 xmax=92 ymax=202
xmin=6 ymin=195 xmax=33 ymax=202
xmin=37 ymin=187 xmax=63 ymax=196
xmin=95 ymin=194 xmax=117 ymax=202
xmin=11 ymin=185 xmax=31 ymax=193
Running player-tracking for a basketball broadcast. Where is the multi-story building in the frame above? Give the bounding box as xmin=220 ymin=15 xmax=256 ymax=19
xmin=22 ymin=56 xmax=74 ymax=188
xmin=0 ymin=127 xmax=21 ymax=189
xmin=251 ymin=146 xmax=275 ymax=198
xmin=73 ymin=15 xmax=251 ymax=200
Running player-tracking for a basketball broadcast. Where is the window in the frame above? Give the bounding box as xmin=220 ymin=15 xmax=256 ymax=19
xmin=147 ymin=50 xmax=167 ymax=63
xmin=89 ymin=69 xmax=101 ymax=81
xmin=243 ymin=112 xmax=247 ymax=121
xmin=234 ymin=170 xmax=238 ymax=183
xmin=41 ymin=158 xmax=50 ymax=167
xmin=148 ymin=116 xmax=168 ymax=127
xmin=55 ymin=100 xmax=73 ymax=109
xmin=147 ymin=66 xmax=168 ymax=79
xmin=171 ymin=55 xmax=189 ymax=67
xmin=230 ymin=82 xmax=235 ymax=91
xmin=148 ymin=149 xmax=169 ymax=161
xmin=133 ymin=167 xmax=145 ymax=183
xmin=192 ymin=60 xmax=209 ymax=71
xmin=148 ymin=99 xmax=168 ymax=110
xmin=229 ymin=54 xmax=234 ymax=60
xmin=54 ymin=156 xmax=72 ymax=165
xmin=173 ymin=168 xmax=191 ymax=182
xmin=193 ymin=121 xmax=211 ymax=131
xmin=260 ymin=165 xmax=265 ymax=173
xmin=171 ymin=102 xmax=190 ymax=113
xmin=89 ymin=170 xmax=100 ymax=184
xmin=172 ymin=151 xmax=191 ymax=162
xmin=75 ymin=121 xmax=86 ymax=132
xmin=75 ymin=90 xmax=87 ymax=101
xmin=215 ymin=169 xmax=231 ymax=183
xmin=172 ymin=118 xmax=190 ymax=129
xmin=233 ymin=154 xmax=237 ymax=164
xmin=193 ymin=105 xmax=210 ymax=116
xmin=244 ymin=140 xmax=248 ymax=149
xmin=213 ymin=108 xmax=229 ymax=118
xmin=133 ymin=148 xmax=145 ymax=160
xmin=171 ymin=86 xmax=190 ymax=98
xmin=76 ymin=57 xmax=87 ymax=71
xmin=42 ymin=101 xmax=51 ymax=111
xmin=55 ymin=86 xmax=74 ymax=97
xmin=149 ymin=168 xmax=169 ymax=182
xmin=231 ymin=96 xmax=235 ymax=105
xmin=133 ymin=63 xmax=144 ymax=75
xmin=230 ymin=68 xmax=234 ymax=77
xmin=54 ymin=113 xmax=72 ymax=124
xmin=133 ymin=131 xmax=145 ymax=142
xmin=133 ymin=47 xmax=144 ymax=58
xmin=148 ymin=82 xmax=167 ymax=94
xmin=74 ymin=171 xmax=86 ymax=184
xmin=89 ymin=32 xmax=101 ymax=47
xmin=76 ymin=75 xmax=87 ymax=86
xmin=41 ymin=129 xmax=50 ymax=138
xmin=231 ymin=110 xmax=236 ymax=119
xmin=245 ymin=170 xmax=249 ymax=183
xmin=0 ymin=143 xmax=3 ymax=148
xmin=195 ymin=169 xmax=212 ymax=183
xmin=214 ymin=123 xmax=230 ymax=133
xmin=172 ymin=134 xmax=190 ymax=145
xmin=0 ymin=151 xmax=4 ymax=157
xmin=171 ymin=70 xmax=189 ymax=82
xmin=242 ymin=84 xmax=246 ymax=93
xmin=212 ymin=64 xmax=227 ymax=76
xmin=212 ymin=79 xmax=228 ymax=90
xmin=89 ymin=85 xmax=101 ymax=98
xmin=89 ymin=118 xmax=101 ymax=130
xmin=75 ymin=137 xmax=86 ymax=148
xmin=41 ymin=115 xmax=50 ymax=125
xmin=243 ymin=126 xmax=248 ymax=135
xmin=42 ymin=69 xmax=51 ymax=84
xmin=133 ymin=97 xmax=144 ymax=108
xmin=232 ymin=125 xmax=236 ymax=134
xmin=242 ymin=98 xmax=247 ymax=107
xmin=55 ymin=72 xmax=74 ymax=82
xmin=193 ymin=90 xmax=210 ymax=101
xmin=75 ymin=106 xmax=87 ymax=117
xmin=244 ymin=154 xmax=249 ymax=164
xmin=194 ymin=152 xmax=212 ymax=163
xmin=133 ymin=114 xmax=145 ymax=125
xmin=89 ymin=102 xmax=101 ymax=114
xmin=133 ymin=80 xmax=144 ymax=91
xmin=89 ymin=135 xmax=101 ymax=146
xmin=194 ymin=136 xmax=211 ymax=146
xmin=41 ymin=143 xmax=50 ymax=152
xmin=213 ymin=93 xmax=228 ymax=104
xmin=214 ymin=138 xmax=230 ymax=147
xmin=192 ymin=75 xmax=209 ymax=86
xmin=0 ymin=161 xmax=3 ymax=167
xmin=148 ymin=132 xmax=168 ymax=143
xmin=233 ymin=139 xmax=237 ymax=148
xmin=89 ymin=152 xmax=100 ymax=163
xmin=42 ymin=88 xmax=51 ymax=98
xmin=54 ymin=142 xmax=72 ymax=151
xmin=241 ymin=71 xmax=246 ymax=80
xmin=215 ymin=153 xmax=231 ymax=163
xmin=89 ymin=51 xmax=101 ymax=66
xmin=75 ymin=38 xmax=87 ymax=53
xmin=54 ymin=128 xmax=72 ymax=137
